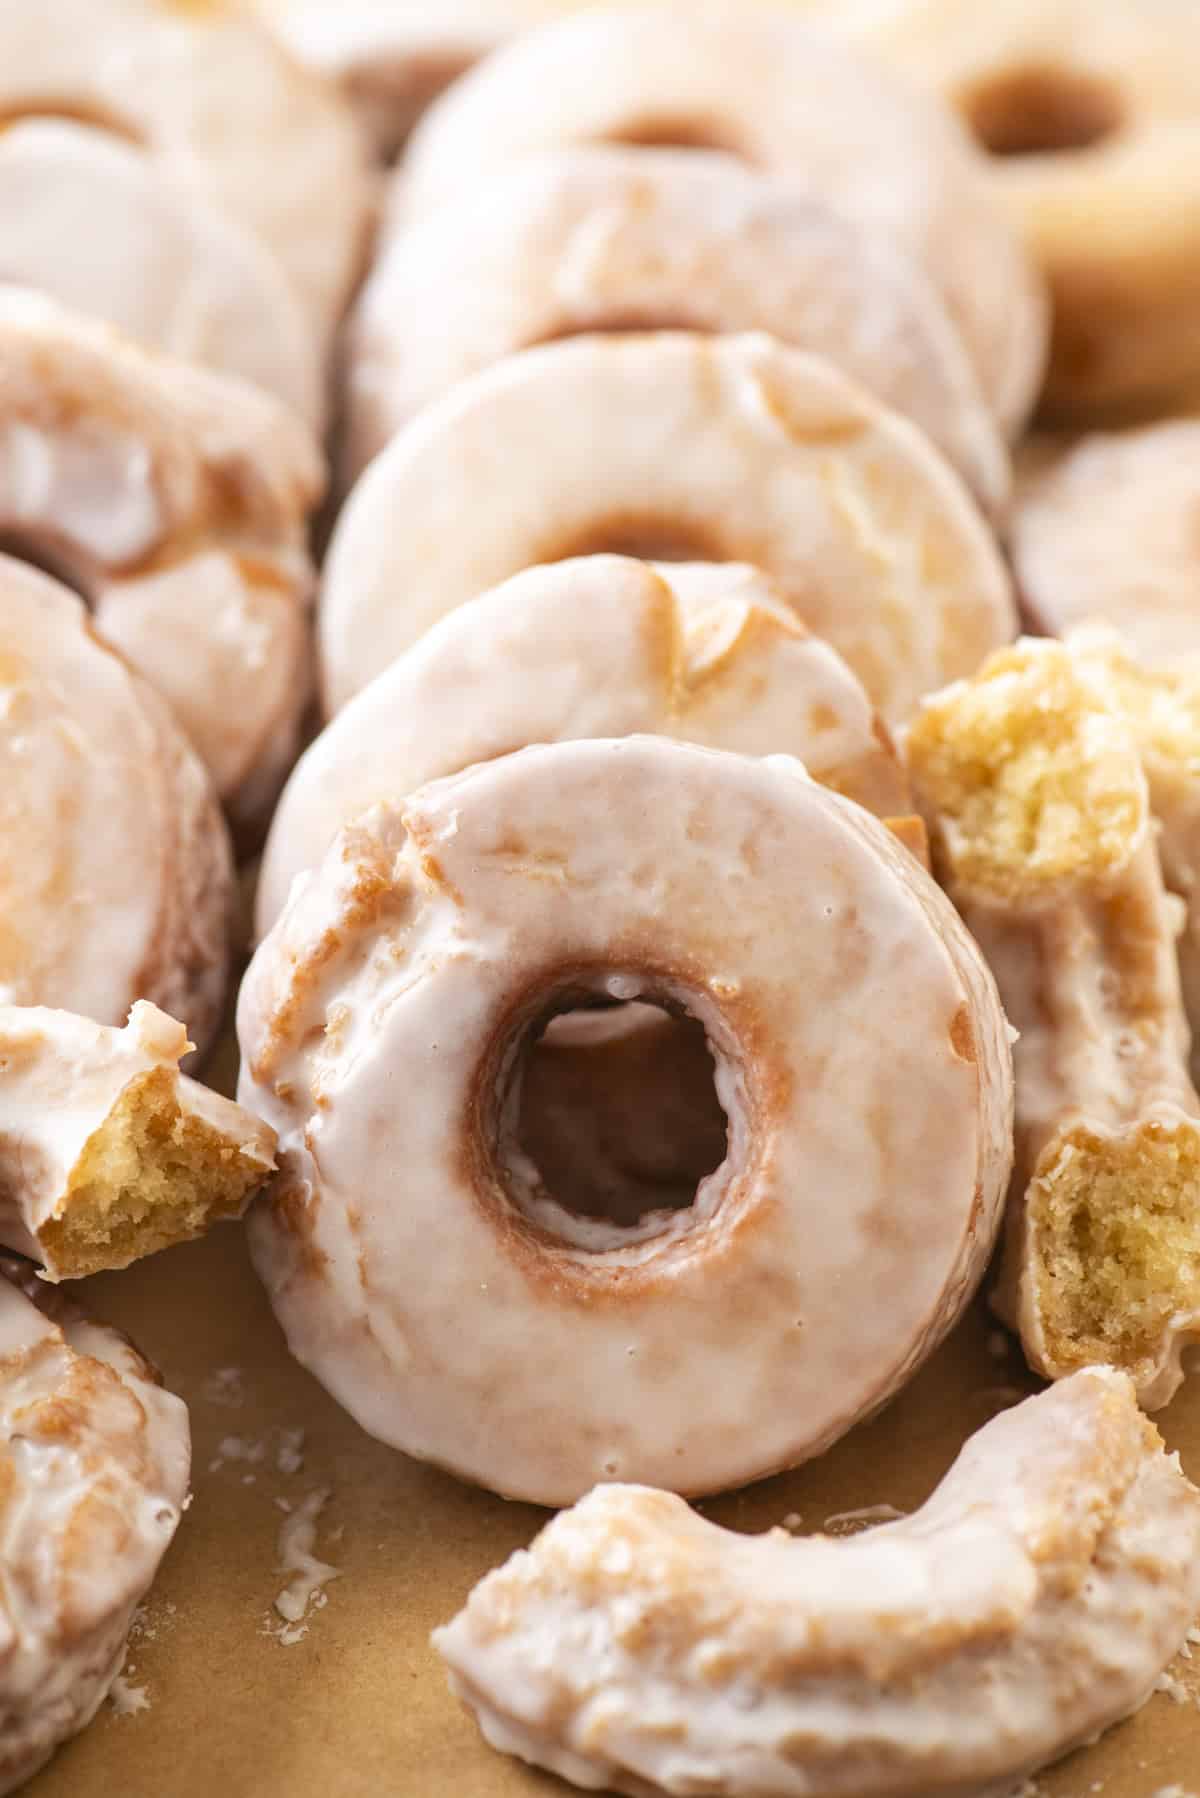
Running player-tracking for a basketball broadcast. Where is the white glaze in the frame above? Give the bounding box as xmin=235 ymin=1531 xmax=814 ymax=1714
xmin=321 ymin=332 xmax=1016 ymax=720
xmin=239 ymin=736 xmax=1013 ymax=1503
xmin=435 ymin=1368 xmax=1200 ymax=1798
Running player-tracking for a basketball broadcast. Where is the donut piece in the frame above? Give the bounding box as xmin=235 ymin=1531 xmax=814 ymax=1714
xmin=1013 ymin=420 xmax=1200 ymax=667
xmin=0 ymin=0 xmax=369 ymax=347
xmin=238 ymin=736 xmax=1014 ymax=1503
xmin=856 ymin=0 xmax=1200 ymax=416
xmin=908 ymin=639 xmax=1200 ymax=1405
xmin=0 ymin=286 xmax=322 ymax=833
xmin=1 ymin=556 xmax=233 ymax=1056
xmin=348 ymin=146 xmax=1008 ymax=509
xmin=0 ymin=1257 xmax=188 ymax=1793
xmin=399 ymin=5 xmax=1048 ymax=438
xmin=0 ymin=120 xmax=322 ymax=428
xmin=0 ymin=1001 xmax=276 ymax=1281
xmin=261 ymin=555 xmax=912 ymax=933
xmin=435 ymin=1368 xmax=1200 ymax=1798
xmin=321 ymin=333 xmax=1016 ymax=721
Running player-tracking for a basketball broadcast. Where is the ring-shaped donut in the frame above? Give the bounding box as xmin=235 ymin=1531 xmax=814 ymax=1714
xmin=238 ymin=735 xmax=1013 ymax=1504
xmin=0 ymin=287 xmax=322 ymax=833
xmin=0 ymin=556 xmax=233 ymax=1057
xmin=348 ymin=145 xmax=1008 ymax=509
xmin=321 ymin=333 xmax=1016 ymax=722
xmin=435 ymin=1368 xmax=1200 ymax=1798
xmin=399 ymin=4 xmax=1048 ymax=437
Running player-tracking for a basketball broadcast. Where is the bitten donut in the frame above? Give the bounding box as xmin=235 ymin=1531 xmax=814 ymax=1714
xmin=1013 ymin=420 xmax=1200 ymax=668
xmin=908 ymin=639 xmax=1200 ymax=1406
xmin=261 ymin=555 xmax=912 ymax=933
xmin=0 ymin=1001 xmax=276 ymax=1281
xmin=321 ymin=333 xmax=1016 ymax=721
xmin=348 ymin=146 xmax=1008 ymax=507
xmin=0 ymin=1257 xmax=189 ymax=1794
xmin=436 ymin=1368 xmax=1200 ymax=1798
xmin=238 ymin=736 xmax=1013 ymax=1504
xmin=857 ymin=0 xmax=1200 ymax=415
xmin=0 ymin=121 xmax=322 ymax=429
xmin=1 ymin=557 xmax=233 ymax=1056
xmin=0 ymin=0 xmax=369 ymax=347
xmin=0 ymin=286 xmax=322 ymax=833
xmin=399 ymin=4 xmax=1047 ymax=437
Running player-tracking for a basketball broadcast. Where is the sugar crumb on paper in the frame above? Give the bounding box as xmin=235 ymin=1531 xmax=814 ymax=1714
xmin=265 ymin=1487 xmax=341 ymax=1647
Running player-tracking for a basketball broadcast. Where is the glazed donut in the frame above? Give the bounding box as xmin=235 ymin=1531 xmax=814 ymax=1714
xmin=348 ymin=146 xmax=1008 ymax=509
xmin=238 ymin=735 xmax=1014 ymax=1504
xmin=0 ymin=286 xmax=322 ymax=833
xmin=261 ymin=555 xmax=912 ymax=933
xmin=855 ymin=0 xmax=1200 ymax=416
xmin=1013 ymin=419 xmax=1200 ymax=668
xmin=399 ymin=5 xmax=1048 ymax=438
xmin=321 ymin=333 xmax=1017 ymax=722
xmin=907 ymin=638 xmax=1200 ymax=1406
xmin=0 ymin=0 xmax=369 ymax=347
xmin=0 ymin=120 xmax=322 ymax=429
xmin=1 ymin=556 xmax=233 ymax=1057
xmin=0 ymin=1256 xmax=188 ymax=1794
xmin=435 ymin=1367 xmax=1200 ymax=1798
xmin=0 ymin=1001 xmax=276 ymax=1282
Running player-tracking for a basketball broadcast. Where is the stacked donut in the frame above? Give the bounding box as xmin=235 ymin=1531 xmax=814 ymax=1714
xmin=6 ymin=1 xmax=1200 ymax=1793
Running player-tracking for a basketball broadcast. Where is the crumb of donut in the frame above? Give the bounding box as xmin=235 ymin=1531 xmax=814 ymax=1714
xmin=907 ymin=642 xmax=1145 ymax=904
xmin=1072 ymin=636 xmax=1200 ymax=780
xmin=1031 ymin=1118 xmax=1200 ymax=1376
xmin=40 ymin=1068 xmax=269 ymax=1279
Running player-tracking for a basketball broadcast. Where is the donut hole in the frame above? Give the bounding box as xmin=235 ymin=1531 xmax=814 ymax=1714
xmin=493 ymin=985 xmax=733 ymax=1248
xmin=545 ymin=512 xmax=726 ymax=565
xmin=962 ymin=67 xmax=1124 ymax=157
xmin=0 ymin=535 xmax=92 ymax=606
xmin=604 ymin=116 xmax=746 ymax=158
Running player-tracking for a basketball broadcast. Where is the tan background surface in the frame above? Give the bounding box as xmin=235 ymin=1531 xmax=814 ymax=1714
xmin=18 ymin=1013 xmax=1200 ymax=1797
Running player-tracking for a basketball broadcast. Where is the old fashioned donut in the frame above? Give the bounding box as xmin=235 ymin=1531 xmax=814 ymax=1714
xmin=0 ymin=286 xmax=322 ymax=833
xmin=0 ymin=1257 xmax=188 ymax=1793
xmin=1013 ymin=420 xmax=1200 ymax=668
xmin=321 ymin=333 xmax=1017 ymax=721
xmin=238 ymin=735 xmax=1014 ymax=1504
xmin=0 ymin=120 xmax=322 ymax=429
xmin=348 ymin=145 xmax=1008 ymax=508
xmin=908 ymin=639 xmax=1200 ymax=1406
xmin=261 ymin=555 xmax=912 ymax=933
xmin=0 ymin=1001 xmax=276 ymax=1281
xmin=435 ymin=1367 xmax=1200 ymax=1798
xmin=0 ymin=0 xmax=369 ymax=347
xmin=1 ymin=556 xmax=233 ymax=1057
xmin=857 ymin=0 xmax=1200 ymax=416
xmin=399 ymin=5 xmax=1048 ymax=438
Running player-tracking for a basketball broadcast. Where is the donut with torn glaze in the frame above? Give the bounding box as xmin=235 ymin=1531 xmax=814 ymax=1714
xmin=0 ymin=120 xmax=322 ymax=429
xmin=908 ymin=637 xmax=1200 ymax=1405
xmin=434 ymin=1367 xmax=1200 ymax=1798
xmin=347 ymin=145 xmax=1008 ymax=507
xmin=398 ymin=3 xmax=1047 ymax=437
xmin=321 ymin=332 xmax=1016 ymax=721
xmin=0 ymin=1001 xmax=276 ymax=1281
xmin=0 ymin=286 xmax=322 ymax=835
xmin=238 ymin=735 xmax=1013 ymax=1504
xmin=0 ymin=1256 xmax=188 ymax=1794
xmin=0 ymin=0 xmax=369 ymax=348
xmin=0 ymin=555 xmax=233 ymax=1056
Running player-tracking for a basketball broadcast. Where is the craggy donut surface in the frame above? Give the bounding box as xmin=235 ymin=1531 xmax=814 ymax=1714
xmin=348 ymin=146 xmax=1007 ymax=507
xmin=0 ymin=1257 xmax=188 ymax=1794
xmin=0 ymin=121 xmax=322 ymax=429
xmin=399 ymin=4 xmax=1047 ymax=437
xmin=858 ymin=0 xmax=1200 ymax=416
xmin=0 ymin=557 xmax=233 ymax=1056
xmin=0 ymin=287 xmax=322 ymax=832
xmin=238 ymin=736 xmax=1014 ymax=1504
xmin=321 ymin=333 xmax=1016 ymax=721
xmin=0 ymin=0 xmax=369 ymax=346
xmin=261 ymin=555 xmax=911 ymax=933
